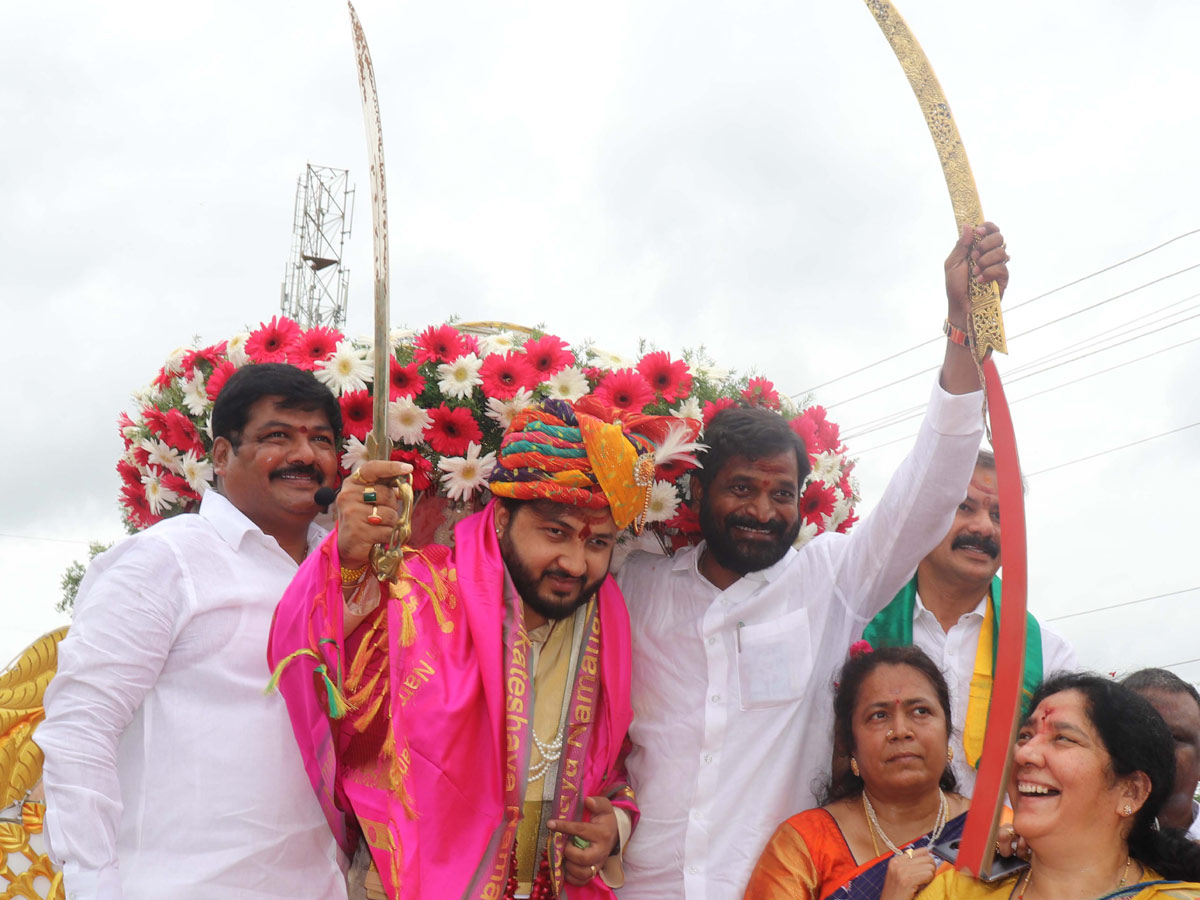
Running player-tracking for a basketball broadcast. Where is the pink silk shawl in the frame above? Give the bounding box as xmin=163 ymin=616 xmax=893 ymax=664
xmin=268 ymin=500 xmax=636 ymax=899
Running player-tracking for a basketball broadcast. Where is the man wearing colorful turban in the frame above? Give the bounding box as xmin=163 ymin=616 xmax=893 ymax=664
xmin=268 ymin=398 xmax=700 ymax=900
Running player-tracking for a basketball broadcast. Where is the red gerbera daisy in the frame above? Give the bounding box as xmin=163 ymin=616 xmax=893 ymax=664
xmin=181 ymin=342 xmax=228 ymax=375
xmin=117 ymin=412 xmax=137 ymax=448
xmin=799 ymin=481 xmax=838 ymax=525
xmin=459 ymin=333 xmax=481 ymax=357
xmin=117 ymin=459 xmax=143 ymax=488
xmin=389 ymin=359 xmax=426 ymax=400
xmin=151 ymin=365 xmax=175 ymax=390
xmin=390 ymin=447 xmax=434 ymax=492
xmin=702 ymin=397 xmax=739 ymax=428
xmin=836 ymin=510 xmax=859 ymax=534
xmin=789 ymin=413 xmax=820 ymax=461
xmin=292 ymin=326 xmax=343 ymax=371
xmin=206 ymin=361 xmax=237 ymax=401
xmin=479 ymin=351 xmax=537 ymax=400
xmin=665 ymin=502 xmax=702 ymax=536
xmin=742 ymin=376 xmax=781 ymax=410
xmin=120 ymin=483 xmax=156 ymax=529
xmin=339 ymin=390 xmax=374 ymax=441
xmin=805 ymin=406 xmax=840 ymax=453
xmin=162 ymin=472 xmax=200 ymax=505
xmin=637 ymin=351 xmax=693 ymax=402
xmin=142 ymin=408 xmax=168 ymax=439
xmin=424 ymin=405 xmax=483 ymax=456
xmin=413 ymin=324 xmax=467 ymax=365
xmin=593 ymin=368 xmax=654 ymax=412
xmin=521 ymin=335 xmax=574 ymax=377
xmin=163 ymin=409 xmax=205 ymax=456
xmin=245 ymin=316 xmax=302 ymax=364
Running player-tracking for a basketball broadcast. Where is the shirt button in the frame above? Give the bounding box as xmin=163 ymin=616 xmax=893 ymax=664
xmin=689 ymin=865 xmax=700 ymax=874
xmin=704 ymin=754 xmax=713 ymax=763
xmin=711 ymin=694 xmax=721 ymax=703
xmin=707 ymin=637 xmax=716 ymax=645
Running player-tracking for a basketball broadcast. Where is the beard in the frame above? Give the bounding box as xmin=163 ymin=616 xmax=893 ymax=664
xmin=498 ymin=530 xmax=607 ymax=622
xmin=698 ymin=495 xmax=802 ymax=576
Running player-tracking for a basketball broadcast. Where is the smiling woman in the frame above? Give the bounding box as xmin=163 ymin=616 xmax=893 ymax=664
xmin=743 ymin=645 xmax=971 ymax=900
xmin=918 ymin=673 xmax=1200 ymax=900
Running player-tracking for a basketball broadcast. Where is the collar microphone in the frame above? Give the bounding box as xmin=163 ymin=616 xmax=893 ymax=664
xmin=314 ymin=487 xmax=337 ymax=510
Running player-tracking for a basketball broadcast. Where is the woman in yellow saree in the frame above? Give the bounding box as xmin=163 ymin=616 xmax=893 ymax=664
xmin=918 ymin=673 xmax=1200 ymax=900
xmin=744 ymin=645 xmax=971 ymax=900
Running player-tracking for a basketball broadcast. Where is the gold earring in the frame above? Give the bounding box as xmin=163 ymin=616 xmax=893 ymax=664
xmin=1123 ymin=804 xmax=1133 ymax=817
xmin=850 ymin=758 xmax=860 ymax=777
xmin=947 ymin=745 xmax=955 ymax=762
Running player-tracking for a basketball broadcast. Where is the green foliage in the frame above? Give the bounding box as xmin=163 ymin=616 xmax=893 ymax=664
xmin=57 ymin=541 xmax=112 ymax=616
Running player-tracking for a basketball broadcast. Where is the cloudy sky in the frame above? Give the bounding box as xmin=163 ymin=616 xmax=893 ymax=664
xmin=3 ymin=0 xmax=1198 ymax=676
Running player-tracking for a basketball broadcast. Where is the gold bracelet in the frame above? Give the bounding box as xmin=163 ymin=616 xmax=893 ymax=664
xmin=340 ymin=561 xmax=370 ymax=585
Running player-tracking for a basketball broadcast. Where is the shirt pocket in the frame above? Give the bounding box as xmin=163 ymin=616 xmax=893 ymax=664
xmin=735 ymin=607 xmax=814 ymax=710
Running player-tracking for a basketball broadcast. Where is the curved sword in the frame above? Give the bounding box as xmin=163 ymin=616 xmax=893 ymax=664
xmin=862 ymin=0 xmax=1025 ymax=879
xmin=348 ymin=2 xmax=413 ymax=579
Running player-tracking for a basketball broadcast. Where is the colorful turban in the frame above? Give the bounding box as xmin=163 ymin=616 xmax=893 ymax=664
xmin=487 ymin=398 xmax=701 ymax=532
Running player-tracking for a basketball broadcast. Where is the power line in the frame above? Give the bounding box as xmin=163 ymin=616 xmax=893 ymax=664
xmin=1046 ymin=586 xmax=1200 ymax=622
xmin=840 ymin=321 xmax=1200 ymax=442
xmin=1025 ymin=421 xmax=1200 ymax=477
xmin=1163 ymin=657 xmax=1200 ymax=672
xmin=791 ymin=228 xmax=1200 ymax=398
xmin=0 ymin=532 xmax=95 ymax=547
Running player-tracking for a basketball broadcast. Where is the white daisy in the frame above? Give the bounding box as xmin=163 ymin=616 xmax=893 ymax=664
xmin=485 ymin=389 xmax=534 ymax=429
xmin=694 ymin=362 xmax=731 ymax=382
xmin=479 ymin=331 xmax=518 ymax=356
xmin=544 ymin=366 xmax=590 ymax=402
xmin=644 ymin=481 xmax=682 ymax=524
xmin=141 ymin=437 xmax=182 ymax=474
xmin=180 ymin=450 xmax=213 ymax=495
xmin=162 ymin=346 xmax=188 ymax=375
xmin=226 ymin=332 xmax=251 ymax=367
xmin=340 ymin=435 xmax=369 ymax=474
xmin=315 ymin=340 xmax=373 ymax=395
xmin=588 ymin=347 xmax=632 ymax=371
xmin=142 ymin=471 xmax=180 ymax=515
xmin=671 ymin=396 xmax=703 ymax=421
xmin=390 ymin=327 xmax=415 ymax=348
xmin=388 ymin=398 xmax=432 ymax=445
xmin=792 ymin=521 xmax=820 ymax=548
xmin=438 ymin=442 xmax=497 ymax=502
xmin=181 ymin=373 xmax=209 ymax=416
xmin=811 ymin=451 xmax=844 ymax=489
xmin=437 ymin=353 xmax=483 ymax=400
xmin=824 ymin=497 xmax=852 ymax=533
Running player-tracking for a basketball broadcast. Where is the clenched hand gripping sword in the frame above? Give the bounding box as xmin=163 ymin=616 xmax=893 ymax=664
xmin=862 ymin=0 xmax=1027 ymax=881
xmin=348 ymin=2 xmax=413 ymax=582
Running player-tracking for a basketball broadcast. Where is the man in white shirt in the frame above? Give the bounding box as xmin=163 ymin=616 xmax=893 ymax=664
xmin=862 ymin=449 xmax=1077 ymax=794
xmin=1123 ymin=668 xmax=1200 ymax=841
xmin=37 ymin=363 xmax=350 ymax=900
xmin=615 ymin=223 xmax=1007 ymax=900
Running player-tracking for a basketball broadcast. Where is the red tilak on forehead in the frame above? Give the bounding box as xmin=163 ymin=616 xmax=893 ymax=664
xmin=579 ymin=523 xmax=593 ymax=539
xmin=1036 ymin=706 xmax=1057 ymax=731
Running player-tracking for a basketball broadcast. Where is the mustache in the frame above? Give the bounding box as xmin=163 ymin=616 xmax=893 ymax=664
xmin=270 ymin=464 xmax=323 ymax=483
xmin=541 ymin=568 xmax=585 ymax=586
xmin=952 ymin=533 xmax=999 ymax=558
xmin=725 ymin=514 xmax=788 ymax=536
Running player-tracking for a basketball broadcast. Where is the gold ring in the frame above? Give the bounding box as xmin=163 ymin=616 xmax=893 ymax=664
xmin=590 ymin=864 xmax=597 ymax=878
xmin=905 ymin=848 xmax=914 ymax=858
xmin=351 ymin=469 xmax=371 ymax=486
xmin=367 ymin=507 xmax=383 ymax=526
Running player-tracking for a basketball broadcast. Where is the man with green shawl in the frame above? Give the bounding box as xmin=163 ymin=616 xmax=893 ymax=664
xmin=862 ymin=449 xmax=1076 ymax=795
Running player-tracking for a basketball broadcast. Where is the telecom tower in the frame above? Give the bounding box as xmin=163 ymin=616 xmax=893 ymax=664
xmin=280 ymin=164 xmax=355 ymax=328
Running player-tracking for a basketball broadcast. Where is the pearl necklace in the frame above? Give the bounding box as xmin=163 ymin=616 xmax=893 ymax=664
xmin=861 ymin=788 xmax=948 ymax=855
xmin=527 ymin=724 xmax=565 ymax=781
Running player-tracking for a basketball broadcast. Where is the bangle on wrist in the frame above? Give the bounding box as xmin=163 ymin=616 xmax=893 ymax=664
xmin=943 ymin=318 xmax=970 ymax=347
xmin=340 ymin=561 xmax=370 ymax=585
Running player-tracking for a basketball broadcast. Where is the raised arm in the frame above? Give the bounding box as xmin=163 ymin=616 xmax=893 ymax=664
xmin=832 ymin=224 xmax=1008 ymax=616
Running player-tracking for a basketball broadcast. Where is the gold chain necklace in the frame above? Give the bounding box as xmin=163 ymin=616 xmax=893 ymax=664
xmin=861 ymin=789 xmax=948 ymax=856
xmin=1015 ymin=856 xmax=1133 ymax=900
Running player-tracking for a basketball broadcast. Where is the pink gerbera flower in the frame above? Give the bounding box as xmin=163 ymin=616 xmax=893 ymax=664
xmin=742 ymin=376 xmax=781 ymax=410
xmin=245 ymin=316 xmax=302 ymax=364
xmin=339 ymin=390 xmax=374 ymax=441
xmin=479 ymin=351 xmax=537 ymax=400
xmin=413 ymin=324 xmax=467 ymax=365
xmin=702 ymin=397 xmax=739 ymax=428
xmin=637 ymin=351 xmax=693 ymax=402
xmin=593 ymin=368 xmax=655 ymax=412
xmin=292 ymin=327 xmax=343 ymax=371
xmin=206 ymin=361 xmax=237 ymax=401
xmin=389 ymin=360 xmax=426 ymax=400
xmin=424 ymin=405 xmax=483 ymax=456
xmin=521 ymin=335 xmax=574 ymax=377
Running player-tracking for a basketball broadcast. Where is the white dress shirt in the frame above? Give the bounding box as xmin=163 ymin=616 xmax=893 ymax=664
xmin=911 ymin=590 xmax=1078 ymax=795
xmin=615 ymin=380 xmax=983 ymax=900
xmin=37 ymin=491 xmax=348 ymax=900
xmin=1187 ymin=801 xmax=1200 ymax=841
